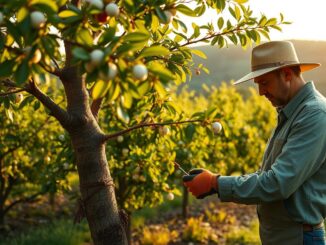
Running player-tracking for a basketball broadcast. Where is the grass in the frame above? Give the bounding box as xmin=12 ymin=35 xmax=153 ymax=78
xmin=0 ymin=219 xmax=90 ymax=245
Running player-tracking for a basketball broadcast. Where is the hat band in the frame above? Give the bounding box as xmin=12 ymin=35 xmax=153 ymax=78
xmin=252 ymin=61 xmax=299 ymax=71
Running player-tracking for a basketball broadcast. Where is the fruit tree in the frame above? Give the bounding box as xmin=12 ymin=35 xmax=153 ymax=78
xmin=0 ymin=0 xmax=287 ymax=244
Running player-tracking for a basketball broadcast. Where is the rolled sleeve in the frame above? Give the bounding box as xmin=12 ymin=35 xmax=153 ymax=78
xmin=218 ymin=176 xmax=235 ymax=201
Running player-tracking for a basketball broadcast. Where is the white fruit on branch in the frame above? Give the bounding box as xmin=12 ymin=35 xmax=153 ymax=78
xmin=105 ymin=3 xmax=119 ymax=17
xmin=159 ymin=126 xmax=170 ymax=136
xmin=132 ymin=64 xmax=148 ymax=81
xmin=89 ymin=0 xmax=104 ymax=9
xmin=90 ymin=49 xmax=104 ymax=66
xmin=15 ymin=93 xmax=24 ymax=104
xmin=122 ymin=148 xmax=129 ymax=156
xmin=100 ymin=62 xmax=118 ymax=80
xmin=212 ymin=121 xmax=222 ymax=134
xmin=117 ymin=135 xmax=124 ymax=142
xmin=30 ymin=11 xmax=46 ymax=29
xmin=167 ymin=192 xmax=174 ymax=200
xmin=162 ymin=10 xmax=173 ymax=24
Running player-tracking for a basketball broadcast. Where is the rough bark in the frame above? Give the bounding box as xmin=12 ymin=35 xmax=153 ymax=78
xmin=59 ymin=67 xmax=128 ymax=244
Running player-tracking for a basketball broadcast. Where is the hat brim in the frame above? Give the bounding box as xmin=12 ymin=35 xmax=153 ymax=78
xmin=233 ymin=63 xmax=321 ymax=85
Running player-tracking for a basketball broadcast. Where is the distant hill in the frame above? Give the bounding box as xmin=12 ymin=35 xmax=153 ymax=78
xmin=187 ymin=40 xmax=326 ymax=96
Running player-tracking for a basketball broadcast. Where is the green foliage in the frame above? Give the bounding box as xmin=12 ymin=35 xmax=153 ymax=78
xmin=0 ymin=0 xmax=286 ymax=241
xmin=0 ymin=219 xmax=90 ymax=245
xmin=0 ymin=84 xmax=73 ymax=223
xmin=225 ymin=219 xmax=260 ymax=245
xmin=140 ymin=226 xmax=178 ymax=245
xmin=0 ymin=0 xmax=288 ymax=115
xmin=174 ymin=83 xmax=276 ymax=175
xmin=102 ymin=82 xmax=275 ymax=214
xmin=182 ymin=216 xmax=210 ymax=243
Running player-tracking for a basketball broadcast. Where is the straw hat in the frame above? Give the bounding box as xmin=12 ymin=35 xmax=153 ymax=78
xmin=234 ymin=41 xmax=320 ymax=85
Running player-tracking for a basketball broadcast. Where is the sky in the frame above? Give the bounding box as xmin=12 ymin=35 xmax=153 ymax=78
xmin=187 ymin=0 xmax=326 ymax=42
xmin=249 ymin=0 xmax=326 ymax=41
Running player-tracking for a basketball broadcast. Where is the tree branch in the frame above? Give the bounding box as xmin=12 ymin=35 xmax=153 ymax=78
xmin=25 ymin=80 xmax=70 ymax=128
xmin=1 ymin=79 xmax=19 ymax=89
xmin=4 ymin=192 xmax=43 ymax=215
xmin=90 ymin=98 xmax=103 ymax=121
xmin=39 ymin=62 xmax=61 ymax=77
xmin=0 ymin=88 xmax=25 ymax=97
xmin=172 ymin=25 xmax=277 ymax=50
xmin=102 ymin=119 xmax=204 ymax=143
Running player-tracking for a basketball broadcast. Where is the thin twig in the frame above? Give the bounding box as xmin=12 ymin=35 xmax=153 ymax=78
xmin=102 ymin=119 xmax=204 ymax=142
xmin=0 ymin=88 xmax=26 ymax=97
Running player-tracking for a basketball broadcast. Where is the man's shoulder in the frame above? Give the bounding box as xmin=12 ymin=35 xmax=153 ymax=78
xmin=304 ymin=90 xmax=326 ymax=113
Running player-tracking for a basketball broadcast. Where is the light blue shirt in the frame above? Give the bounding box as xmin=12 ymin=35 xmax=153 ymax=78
xmin=218 ymin=82 xmax=326 ymax=224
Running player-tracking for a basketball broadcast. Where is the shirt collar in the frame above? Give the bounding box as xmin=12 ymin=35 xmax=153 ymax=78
xmin=279 ymin=81 xmax=315 ymax=119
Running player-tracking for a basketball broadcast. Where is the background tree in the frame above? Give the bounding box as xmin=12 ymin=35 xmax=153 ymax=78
xmin=0 ymin=85 xmax=73 ymax=230
xmin=0 ymin=0 xmax=287 ymax=244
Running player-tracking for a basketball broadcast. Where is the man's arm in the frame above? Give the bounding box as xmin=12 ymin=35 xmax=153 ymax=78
xmin=218 ymin=108 xmax=326 ymax=204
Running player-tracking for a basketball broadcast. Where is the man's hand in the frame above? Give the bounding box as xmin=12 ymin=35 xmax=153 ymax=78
xmin=183 ymin=169 xmax=219 ymax=199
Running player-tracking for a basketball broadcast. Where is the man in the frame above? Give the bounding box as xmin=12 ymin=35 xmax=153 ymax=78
xmin=183 ymin=41 xmax=326 ymax=245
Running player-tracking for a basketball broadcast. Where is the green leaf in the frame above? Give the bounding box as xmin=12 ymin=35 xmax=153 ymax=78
xmin=194 ymin=4 xmax=206 ymax=17
xmin=266 ymin=18 xmax=277 ymax=26
xmin=229 ymin=7 xmax=236 ymax=20
xmin=117 ymin=104 xmax=130 ymax=124
xmin=98 ymin=27 xmax=116 ymax=45
xmin=19 ymin=96 xmax=34 ymax=109
xmin=174 ymin=19 xmax=187 ymax=33
xmin=138 ymin=46 xmax=170 ymax=59
xmin=0 ymin=59 xmax=16 ymax=78
xmin=92 ymin=80 xmax=111 ymax=99
xmin=72 ymin=47 xmax=90 ymax=61
xmin=217 ymin=17 xmax=224 ymax=29
xmin=154 ymin=82 xmax=167 ymax=98
xmin=155 ymin=7 xmax=167 ymax=23
xmin=16 ymin=7 xmax=29 ymax=22
xmin=148 ymin=62 xmax=175 ymax=81
xmin=151 ymin=14 xmax=160 ymax=32
xmin=172 ymin=19 xmax=178 ymax=30
xmin=5 ymin=109 xmax=14 ymax=122
xmin=121 ymin=92 xmax=133 ymax=109
xmin=216 ymin=0 xmax=226 ymax=12
xmin=58 ymin=10 xmax=78 ymax=18
xmin=33 ymin=101 xmax=41 ymax=111
xmin=15 ymin=60 xmax=29 ymax=84
xmin=185 ymin=124 xmax=195 ymax=142
xmin=30 ymin=0 xmax=58 ymax=13
xmin=235 ymin=6 xmax=241 ymax=21
xmin=176 ymin=4 xmax=196 ymax=17
xmin=124 ymin=31 xmax=150 ymax=42
xmin=6 ymin=22 xmax=22 ymax=47
xmin=258 ymin=29 xmax=270 ymax=40
xmin=270 ymin=25 xmax=282 ymax=31
xmin=138 ymin=81 xmax=151 ymax=96
xmin=108 ymin=83 xmax=120 ymax=101
xmin=76 ymin=28 xmax=93 ymax=46
xmin=190 ymin=49 xmax=207 ymax=59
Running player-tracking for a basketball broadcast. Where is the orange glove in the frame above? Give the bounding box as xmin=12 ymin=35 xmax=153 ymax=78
xmin=183 ymin=169 xmax=220 ymax=199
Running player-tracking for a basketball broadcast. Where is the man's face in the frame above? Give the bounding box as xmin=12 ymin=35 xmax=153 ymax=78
xmin=254 ymin=70 xmax=291 ymax=107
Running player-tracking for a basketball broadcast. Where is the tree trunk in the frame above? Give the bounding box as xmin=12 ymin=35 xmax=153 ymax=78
xmin=71 ymin=129 xmax=128 ymax=245
xmin=60 ymin=68 xmax=128 ymax=244
xmin=182 ymin=185 xmax=189 ymax=219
